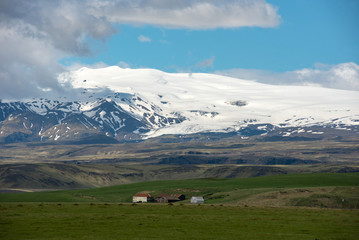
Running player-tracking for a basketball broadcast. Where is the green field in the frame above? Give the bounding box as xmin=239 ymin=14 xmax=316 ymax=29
xmin=1 ymin=173 xmax=359 ymax=239
xmin=1 ymin=172 xmax=359 ymax=208
xmin=1 ymin=203 xmax=358 ymax=240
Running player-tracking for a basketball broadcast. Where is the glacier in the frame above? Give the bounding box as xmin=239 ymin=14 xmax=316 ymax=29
xmin=1 ymin=66 xmax=358 ymax=143
xmin=60 ymin=66 xmax=359 ymax=137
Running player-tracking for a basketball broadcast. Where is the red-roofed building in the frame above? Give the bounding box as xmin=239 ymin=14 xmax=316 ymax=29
xmin=132 ymin=193 xmax=154 ymax=203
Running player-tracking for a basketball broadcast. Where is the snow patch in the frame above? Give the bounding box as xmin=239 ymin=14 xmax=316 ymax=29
xmin=99 ymin=110 xmax=106 ymax=119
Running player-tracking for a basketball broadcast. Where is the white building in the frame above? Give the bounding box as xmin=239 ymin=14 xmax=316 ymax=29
xmin=132 ymin=193 xmax=153 ymax=203
xmin=190 ymin=196 xmax=204 ymax=204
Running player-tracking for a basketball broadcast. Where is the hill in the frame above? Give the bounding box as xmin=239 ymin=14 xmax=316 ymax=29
xmin=1 ymin=136 xmax=359 ymax=190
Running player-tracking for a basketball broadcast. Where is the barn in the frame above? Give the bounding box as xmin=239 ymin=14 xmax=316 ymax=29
xmin=132 ymin=193 xmax=154 ymax=203
xmin=190 ymin=196 xmax=204 ymax=204
xmin=155 ymin=194 xmax=185 ymax=203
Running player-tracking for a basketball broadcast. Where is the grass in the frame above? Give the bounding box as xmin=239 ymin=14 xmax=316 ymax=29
xmin=1 ymin=172 xmax=359 ymax=206
xmin=1 ymin=203 xmax=358 ymax=240
xmin=1 ymin=172 xmax=358 ymax=239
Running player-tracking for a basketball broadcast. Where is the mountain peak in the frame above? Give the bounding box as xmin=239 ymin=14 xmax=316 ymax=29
xmin=1 ymin=66 xmax=359 ymax=143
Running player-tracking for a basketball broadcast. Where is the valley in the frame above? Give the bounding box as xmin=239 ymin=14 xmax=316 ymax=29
xmin=1 ymin=135 xmax=358 ymax=190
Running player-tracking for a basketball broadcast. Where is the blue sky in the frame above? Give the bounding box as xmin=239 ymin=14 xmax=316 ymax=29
xmin=1 ymin=0 xmax=359 ymax=99
xmin=63 ymin=0 xmax=359 ymax=73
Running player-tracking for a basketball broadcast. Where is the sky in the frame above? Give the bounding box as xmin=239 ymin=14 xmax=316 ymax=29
xmin=0 ymin=0 xmax=358 ymax=100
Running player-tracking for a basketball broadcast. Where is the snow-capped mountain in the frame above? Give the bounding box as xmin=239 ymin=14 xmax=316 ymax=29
xmin=0 ymin=92 xmax=183 ymax=143
xmin=1 ymin=66 xmax=359 ymax=143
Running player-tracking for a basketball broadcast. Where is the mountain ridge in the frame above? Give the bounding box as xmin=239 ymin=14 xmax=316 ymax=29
xmin=1 ymin=66 xmax=358 ymax=143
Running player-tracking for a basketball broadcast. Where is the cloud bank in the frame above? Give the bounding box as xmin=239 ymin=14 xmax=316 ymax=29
xmin=216 ymin=62 xmax=359 ymax=91
xmin=0 ymin=0 xmax=116 ymax=100
xmin=96 ymin=0 xmax=281 ymax=29
xmin=0 ymin=0 xmax=281 ymax=100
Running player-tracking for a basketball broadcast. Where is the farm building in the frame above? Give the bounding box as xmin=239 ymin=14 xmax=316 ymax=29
xmin=190 ymin=196 xmax=204 ymax=204
xmin=132 ymin=193 xmax=154 ymax=203
xmin=155 ymin=194 xmax=185 ymax=203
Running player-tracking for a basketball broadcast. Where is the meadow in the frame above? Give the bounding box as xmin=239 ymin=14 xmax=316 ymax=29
xmin=1 ymin=172 xmax=359 ymax=207
xmin=1 ymin=203 xmax=358 ymax=240
xmin=1 ymin=172 xmax=359 ymax=239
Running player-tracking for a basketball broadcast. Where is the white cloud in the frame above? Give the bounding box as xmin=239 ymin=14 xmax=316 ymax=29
xmin=117 ymin=61 xmax=131 ymax=68
xmin=94 ymin=0 xmax=281 ymax=29
xmin=0 ymin=21 xmax=66 ymax=100
xmin=0 ymin=0 xmax=116 ymax=100
xmin=195 ymin=57 xmax=215 ymax=69
xmin=0 ymin=0 xmax=116 ymax=55
xmin=216 ymin=62 xmax=359 ymax=91
xmin=138 ymin=35 xmax=152 ymax=42
xmin=0 ymin=0 xmax=280 ymax=100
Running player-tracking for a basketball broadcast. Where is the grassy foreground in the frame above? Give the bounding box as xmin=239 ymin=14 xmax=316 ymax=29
xmin=1 ymin=173 xmax=359 ymax=239
xmin=1 ymin=203 xmax=358 ymax=240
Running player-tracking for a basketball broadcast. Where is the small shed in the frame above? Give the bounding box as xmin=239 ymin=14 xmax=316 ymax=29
xmin=132 ymin=193 xmax=154 ymax=203
xmin=190 ymin=196 xmax=204 ymax=204
xmin=155 ymin=194 xmax=185 ymax=203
